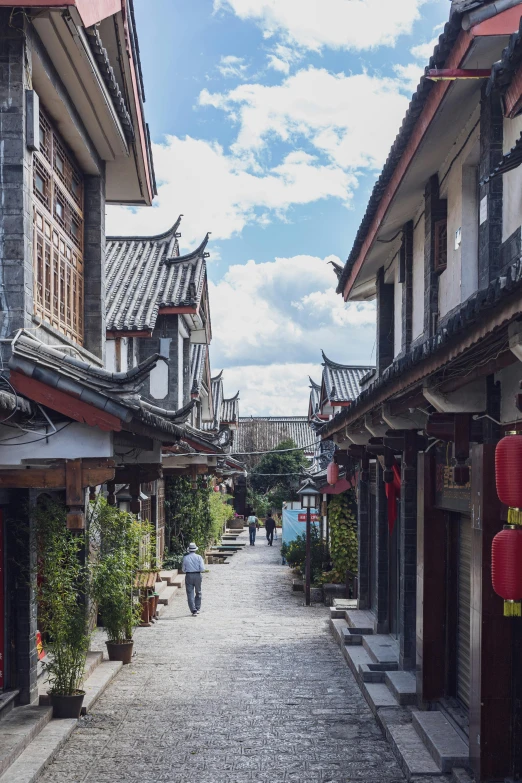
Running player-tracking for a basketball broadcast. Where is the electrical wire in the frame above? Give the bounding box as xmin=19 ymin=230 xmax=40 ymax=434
xmin=170 ymin=441 xmax=319 ymax=458
xmin=0 ymin=421 xmax=72 ymax=446
xmin=439 ymin=119 xmax=480 ymax=190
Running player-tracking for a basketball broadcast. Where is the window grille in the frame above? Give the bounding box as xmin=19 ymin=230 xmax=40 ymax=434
xmin=33 ymin=107 xmax=84 ymax=344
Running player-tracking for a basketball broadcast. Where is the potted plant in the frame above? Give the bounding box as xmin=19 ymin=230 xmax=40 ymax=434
xmin=35 ymin=498 xmax=90 ymax=719
xmin=89 ymin=498 xmax=145 ymax=664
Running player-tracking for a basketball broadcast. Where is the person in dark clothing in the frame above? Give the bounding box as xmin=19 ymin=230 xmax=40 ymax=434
xmin=265 ymin=514 xmax=276 ymax=546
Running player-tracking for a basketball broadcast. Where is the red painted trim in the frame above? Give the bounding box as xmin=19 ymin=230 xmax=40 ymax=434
xmin=158 ymin=306 xmax=198 ymax=315
xmin=9 ymin=371 xmax=122 ymax=432
xmin=106 ymin=330 xmax=153 ymax=338
xmin=332 ymin=401 xmax=353 ymax=408
xmin=427 ymin=68 xmax=491 ymax=80
xmin=343 ymin=8 xmax=522 ymax=300
xmin=182 ymin=437 xmax=218 ymax=454
xmin=0 ymin=509 xmax=4 ymax=691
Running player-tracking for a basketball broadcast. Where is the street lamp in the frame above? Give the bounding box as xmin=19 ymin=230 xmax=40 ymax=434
xmin=297 ymin=478 xmax=321 ymax=606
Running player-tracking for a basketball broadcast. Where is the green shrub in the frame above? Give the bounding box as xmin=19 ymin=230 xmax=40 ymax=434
xmin=34 ymin=498 xmax=90 ymax=696
xmin=89 ymin=498 xmax=149 ymax=643
xmin=328 ymin=491 xmax=358 ymax=583
xmin=281 ymin=527 xmax=324 ymax=584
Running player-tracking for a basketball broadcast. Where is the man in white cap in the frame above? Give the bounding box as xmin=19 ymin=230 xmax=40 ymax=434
xmin=182 ymin=542 xmax=206 ymax=615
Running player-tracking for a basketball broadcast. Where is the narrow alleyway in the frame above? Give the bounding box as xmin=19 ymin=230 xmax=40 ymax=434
xmin=41 ymin=535 xmax=408 ymax=783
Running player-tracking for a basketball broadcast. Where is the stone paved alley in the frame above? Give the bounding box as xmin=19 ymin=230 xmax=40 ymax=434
xmin=41 ymin=535 xmax=416 ymax=783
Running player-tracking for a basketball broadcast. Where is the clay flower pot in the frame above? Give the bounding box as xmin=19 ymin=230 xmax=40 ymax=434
xmin=106 ymin=640 xmax=134 ymax=664
xmin=51 ymin=691 xmax=85 ymax=719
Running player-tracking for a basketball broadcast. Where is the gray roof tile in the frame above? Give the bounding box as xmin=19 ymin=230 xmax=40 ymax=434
xmin=321 ymin=352 xmax=374 ymax=403
xmin=236 ymin=416 xmax=316 ymax=454
xmin=105 ymin=219 xmax=209 ymax=332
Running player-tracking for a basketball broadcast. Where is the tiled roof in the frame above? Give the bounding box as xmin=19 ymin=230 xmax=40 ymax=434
xmin=236 ymin=416 xmax=317 ymax=454
xmin=105 ymin=219 xmax=209 ymax=332
xmin=222 ymin=392 xmax=239 ymax=424
xmin=322 ymin=352 xmax=374 ymax=403
xmin=190 ymin=344 xmax=207 ymax=396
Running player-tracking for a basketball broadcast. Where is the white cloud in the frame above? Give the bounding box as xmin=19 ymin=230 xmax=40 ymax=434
xmin=266 ymin=43 xmax=303 ymax=74
xmin=218 ymin=54 xmax=249 ymax=79
xmin=209 ymin=253 xmax=375 ymax=366
xmin=209 ymin=253 xmax=376 ymax=413
xmin=200 ymin=67 xmax=410 ymax=170
xmin=214 ymin=0 xmax=428 ymax=53
xmin=393 ymin=62 xmax=424 ymax=95
xmin=106 ymin=136 xmax=353 ymax=245
xmin=220 ymin=363 xmax=322 ymax=415
xmin=410 ymin=37 xmax=438 ymax=62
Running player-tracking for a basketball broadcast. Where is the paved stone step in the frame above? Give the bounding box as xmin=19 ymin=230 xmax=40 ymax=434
xmin=172 ymin=574 xmax=185 ymax=589
xmin=159 ymin=569 xmax=178 ymax=585
xmin=412 ymin=711 xmax=469 ymax=773
xmin=385 ymin=670 xmax=417 ymax=706
xmin=329 ymin=606 xmax=346 ymax=620
xmin=157 ymin=585 xmax=179 ymax=606
xmin=341 ymin=642 xmax=374 ymax=676
xmin=345 ymin=609 xmax=375 ymax=634
xmin=0 ymin=659 xmax=124 ymax=783
xmin=332 ymin=598 xmax=357 ymax=610
xmin=38 ymin=651 xmax=103 ymax=704
xmin=385 ymin=722 xmax=441 ymax=779
xmin=359 ymin=664 xmax=385 ymax=683
xmin=452 ymin=767 xmax=474 ymax=783
xmin=342 ymin=628 xmax=362 ymax=645
xmin=361 ymin=682 xmax=400 ymax=714
xmin=329 ymin=617 xmax=348 ymax=645
xmin=0 ymin=705 xmax=52 ymax=777
xmin=362 ymin=634 xmax=400 ymax=667
xmin=153 ymin=579 xmax=167 ymax=596
xmin=0 ymin=717 xmax=77 ymax=783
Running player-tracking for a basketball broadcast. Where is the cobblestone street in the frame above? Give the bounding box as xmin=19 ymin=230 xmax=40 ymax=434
xmin=40 ymin=534 xmax=407 ymax=783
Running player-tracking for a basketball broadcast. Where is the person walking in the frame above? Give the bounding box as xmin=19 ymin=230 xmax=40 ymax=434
xmin=265 ymin=513 xmax=276 ymax=546
xmin=247 ymin=513 xmax=259 ymax=546
xmin=182 ymin=542 xmax=205 ymax=616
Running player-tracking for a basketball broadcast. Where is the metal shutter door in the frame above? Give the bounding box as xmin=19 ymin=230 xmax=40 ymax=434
xmin=457 ymin=516 xmax=472 ymax=708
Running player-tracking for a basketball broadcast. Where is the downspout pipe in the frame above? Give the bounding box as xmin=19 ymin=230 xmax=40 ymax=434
xmin=462 ymin=0 xmax=522 ymax=31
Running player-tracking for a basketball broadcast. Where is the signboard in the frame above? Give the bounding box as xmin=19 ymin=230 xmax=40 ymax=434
xmin=435 ymin=448 xmax=471 ymax=513
xmin=282 ymin=508 xmax=320 ymax=545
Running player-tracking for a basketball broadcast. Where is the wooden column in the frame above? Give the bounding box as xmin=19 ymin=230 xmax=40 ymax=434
xmin=416 ymin=452 xmax=446 ymax=703
xmin=357 ymin=456 xmax=371 ymax=610
xmin=374 ymin=463 xmax=390 ymax=632
xmin=469 ymin=443 xmax=512 ymax=781
xmin=399 ymin=431 xmax=417 ymax=671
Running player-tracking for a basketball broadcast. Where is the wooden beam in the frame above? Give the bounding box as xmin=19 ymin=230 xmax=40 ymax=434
xmin=0 ymin=459 xmax=115 ymax=489
xmin=9 ymin=371 xmax=122 ymax=432
xmin=114 ymin=464 xmax=162 ymax=484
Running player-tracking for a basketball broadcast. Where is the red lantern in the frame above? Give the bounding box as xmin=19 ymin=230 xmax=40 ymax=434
xmin=492 ymin=527 xmax=522 ymax=617
xmin=495 ymin=435 xmax=522 ymax=523
xmin=327 ymin=461 xmax=339 ymax=486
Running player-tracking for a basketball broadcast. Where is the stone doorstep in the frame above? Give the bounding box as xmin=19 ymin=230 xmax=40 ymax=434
xmin=451 ymin=768 xmax=474 ymax=783
xmin=154 ymin=579 xmax=168 ymax=596
xmin=0 ymin=659 xmax=124 ymax=783
xmin=157 ymin=585 xmax=179 ymax=606
xmin=329 ymin=617 xmax=349 ymax=646
xmin=38 ymin=651 xmax=103 ymax=705
xmin=385 ymin=671 xmax=417 ymax=706
xmin=363 ymin=634 xmax=400 ymax=666
xmin=411 ymin=711 xmax=469 ymax=773
xmin=359 ymin=664 xmax=385 ymax=683
xmin=159 ymin=569 xmax=178 ymax=585
xmin=383 ymin=721 xmax=441 ymax=780
xmin=329 ymin=606 xmax=346 ymax=620
xmin=342 ymin=628 xmax=363 ymax=645
xmin=171 ymin=574 xmax=185 ymax=589
xmin=332 ymin=598 xmax=358 ymax=610
xmin=0 ymin=706 xmax=52 ymax=778
xmin=362 ymin=682 xmax=400 ymax=715
xmin=0 ymin=690 xmax=20 ymax=720
xmin=345 ymin=608 xmax=376 ymax=634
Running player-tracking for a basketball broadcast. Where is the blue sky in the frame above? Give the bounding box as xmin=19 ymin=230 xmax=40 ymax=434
xmin=107 ymin=0 xmax=449 ymax=414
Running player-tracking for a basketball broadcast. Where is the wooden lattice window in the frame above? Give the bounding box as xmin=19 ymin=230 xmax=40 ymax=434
xmin=434 ymin=218 xmax=448 ymax=275
xmin=33 ymin=107 xmax=84 ymax=344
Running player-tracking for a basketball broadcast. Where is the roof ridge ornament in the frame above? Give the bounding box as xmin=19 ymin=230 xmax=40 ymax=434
xmin=165 ymin=232 xmax=211 ymax=265
xmin=107 ymin=214 xmax=183 ymax=243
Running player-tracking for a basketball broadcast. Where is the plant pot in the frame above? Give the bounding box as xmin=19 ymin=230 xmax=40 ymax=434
xmin=106 ymin=640 xmax=134 ymax=664
xmin=50 ymin=691 xmax=85 ymax=719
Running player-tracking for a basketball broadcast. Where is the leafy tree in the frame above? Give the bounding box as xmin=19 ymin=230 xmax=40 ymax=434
xmin=248 ymin=438 xmax=308 ymax=513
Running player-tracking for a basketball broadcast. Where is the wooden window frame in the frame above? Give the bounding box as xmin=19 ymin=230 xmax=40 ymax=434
xmin=32 ymin=106 xmax=84 ymax=344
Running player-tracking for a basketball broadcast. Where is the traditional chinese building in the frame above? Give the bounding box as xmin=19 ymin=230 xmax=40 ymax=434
xmin=322 ymin=3 xmax=522 ymax=780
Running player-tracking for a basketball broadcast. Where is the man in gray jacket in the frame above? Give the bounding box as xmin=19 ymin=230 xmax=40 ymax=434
xmin=182 ymin=542 xmax=206 ymax=616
